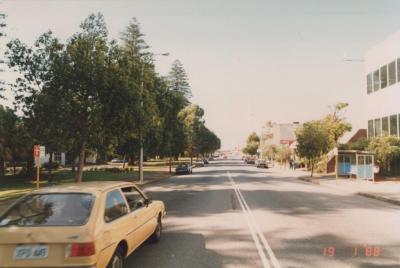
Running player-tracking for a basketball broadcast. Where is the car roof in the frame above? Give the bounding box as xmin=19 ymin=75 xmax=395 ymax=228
xmin=32 ymin=181 xmax=137 ymax=195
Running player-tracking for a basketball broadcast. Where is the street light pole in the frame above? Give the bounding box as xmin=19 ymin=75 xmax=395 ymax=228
xmin=139 ymin=52 xmax=170 ymax=184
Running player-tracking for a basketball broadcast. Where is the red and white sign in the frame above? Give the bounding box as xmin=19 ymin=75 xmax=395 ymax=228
xmin=34 ymin=145 xmax=40 ymax=159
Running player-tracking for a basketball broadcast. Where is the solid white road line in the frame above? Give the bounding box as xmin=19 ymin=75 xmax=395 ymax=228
xmin=227 ymin=172 xmax=271 ymax=268
xmin=227 ymin=171 xmax=282 ymax=268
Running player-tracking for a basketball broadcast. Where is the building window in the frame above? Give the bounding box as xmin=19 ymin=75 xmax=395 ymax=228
xmin=368 ymin=120 xmax=374 ymax=138
xmin=54 ymin=152 xmax=62 ymax=162
xmin=367 ymin=73 xmax=372 ymax=94
xmin=397 ymin=58 xmax=400 ymax=83
xmin=374 ymin=118 xmax=381 ymax=136
xmin=390 ymin=114 xmax=398 ymax=136
xmin=382 ymin=116 xmax=389 ymax=136
xmin=388 ymin=61 xmax=396 ymax=86
xmin=373 ymin=69 xmax=380 ymax=91
xmin=380 ymin=65 xmax=388 ymax=89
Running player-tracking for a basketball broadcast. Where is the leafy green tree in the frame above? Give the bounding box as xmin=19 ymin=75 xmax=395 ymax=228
xmin=0 ymin=8 xmax=6 ymax=37
xmin=339 ymin=138 xmax=369 ymax=151
xmin=179 ymin=104 xmax=205 ymax=164
xmin=116 ymin=18 xmax=162 ymax=174
xmin=197 ymin=125 xmax=221 ymax=156
xmin=260 ymin=121 xmax=275 ymax=159
xmin=61 ymin=13 xmax=112 ymax=182
xmin=323 ymin=102 xmax=352 ymax=148
xmin=0 ymin=106 xmax=32 ymax=179
xmin=0 ymin=105 xmax=15 ymax=178
xmin=121 ymin=17 xmax=150 ymax=57
xmin=296 ymin=120 xmax=330 ymax=177
xmin=7 ymin=31 xmax=69 ymax=181
xmin=322 ymin=102 xmax=352 ymax=175
xmin=168 ymin=59 xmax=192 ymax=101
xmin=368 ymin=136 xmax=400 ymax=175
xmin=242 ymin=132 xmax=260 ymax=156
xmin=0 ymin=11 xmax=6 ymax=98
xmin=275 ymin=146 xmax=292 ymax=165
xmin=148 ymin=77 xmax=185 ymax=171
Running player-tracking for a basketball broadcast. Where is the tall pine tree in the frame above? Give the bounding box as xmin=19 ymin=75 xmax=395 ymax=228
xmin=168 ymin=59 xmax=192 ymax=100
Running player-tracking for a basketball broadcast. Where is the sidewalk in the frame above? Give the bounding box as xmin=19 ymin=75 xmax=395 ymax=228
xmin=292 ymin=168 xmax=400 ymax=206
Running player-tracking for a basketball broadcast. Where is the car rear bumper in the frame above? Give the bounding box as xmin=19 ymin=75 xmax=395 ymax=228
xmin=175 ymin=170 xmax=189 ymax=174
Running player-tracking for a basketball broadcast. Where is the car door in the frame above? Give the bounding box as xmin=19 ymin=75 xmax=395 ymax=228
xmin=121 ymin=186 xmax=157 ymax=249
xmin=98 ymin=189 xmax=134 ymax=268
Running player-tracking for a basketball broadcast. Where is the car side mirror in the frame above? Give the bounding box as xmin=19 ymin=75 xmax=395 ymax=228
xmin=144 ymin=198 xmax=152 ymax=206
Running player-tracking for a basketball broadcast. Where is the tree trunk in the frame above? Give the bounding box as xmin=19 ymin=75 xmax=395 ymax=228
xmin=71 ymin=160 xmax=76 ymax=172
xmin=48 ymin=152 xmax=53 ymax=183
xmin=128 ymin=156 xmax=134 ymax=166
xmin=75 ymin=142 xmax=86 ymax=183
xmin=310 ymin=159 xmax=314 ymax=178
xmin=0 ymin=155 xmax=5 ymax=180
xmin=190 ymin=155 xmax=193 ymax=166
xmin=68 ymin=151 xmax=77 ymax=172
xmin=12 ymin=161 xmax=16 ymax=176
xmin=169 ymin=156 xmax=172 ymax=174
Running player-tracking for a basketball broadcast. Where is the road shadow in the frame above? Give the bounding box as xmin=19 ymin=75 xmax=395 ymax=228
xmin=126 ymin=232 xmax=224 ymax=268
xmin=145 ymin=172 xmax=398 ymax=217
xmin=192 ymin=168 xmax=272 ymax=176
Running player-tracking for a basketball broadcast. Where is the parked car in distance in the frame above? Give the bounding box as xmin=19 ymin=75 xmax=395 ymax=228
xmin=203 ymin=159 xmax=209 ymax=164
xmin=0 ymin=181 xmax=166 ymax=268
xmin=194 ymin=161 xmax=204 ymax=167
xmin=245 ymin=157 xmax=255 ymax=164
xmin=175 ymin=163 xmax=193 ymax=174
xmin=110 ymin=158 xmax=124 ymax=163
xmin=256 ymin=159 xmax=268 ymax=168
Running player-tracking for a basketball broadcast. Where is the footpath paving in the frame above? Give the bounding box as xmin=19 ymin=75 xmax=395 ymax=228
xmin=288 ymin=167 xmax=400 ymax=206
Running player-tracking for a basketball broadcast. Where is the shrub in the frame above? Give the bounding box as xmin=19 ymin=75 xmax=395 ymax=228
xmin=42 ymin=162 xmax=60 ymax=170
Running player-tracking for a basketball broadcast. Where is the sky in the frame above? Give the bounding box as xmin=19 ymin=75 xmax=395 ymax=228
xmin=2 ymin=0 xmax=400 ymax=149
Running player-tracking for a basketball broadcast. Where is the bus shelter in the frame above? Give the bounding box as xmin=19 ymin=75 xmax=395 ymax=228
xmin=337 ymin=150 xmax=375 ymax=181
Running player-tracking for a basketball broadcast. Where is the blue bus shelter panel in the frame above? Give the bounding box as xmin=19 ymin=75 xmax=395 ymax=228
xmin=358 ymin=165 xmax=366 ymax=179
xmin=338 ymin=162 xmax=351 ymax=175
xmin=338 ymin=153 xmax=374 ymax=180
xmin=366 ymin=165 xmax=373 ymax=178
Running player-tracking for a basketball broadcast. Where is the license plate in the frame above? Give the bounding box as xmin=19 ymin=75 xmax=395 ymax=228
xmin=13 ymin=245 xmax=48 ymax=260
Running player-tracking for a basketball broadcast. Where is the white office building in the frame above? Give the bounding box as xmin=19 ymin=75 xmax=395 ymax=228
xmin=365 ymin=31 xmax=400 ymax=138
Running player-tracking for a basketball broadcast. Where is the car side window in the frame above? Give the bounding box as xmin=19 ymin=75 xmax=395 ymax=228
xmin=121 ymin=187 xmax=146 ymax=212
xmin=104 ymin=190 xmax=129 ymax=223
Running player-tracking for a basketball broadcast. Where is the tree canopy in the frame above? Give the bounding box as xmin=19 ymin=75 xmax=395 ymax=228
xmin=242 ymin=132 xmax=260 ymax=156
xmin=3 ymin=13 xmax=220 ymax=181
xmin=296 ymin=120 xmax=330 ymax=177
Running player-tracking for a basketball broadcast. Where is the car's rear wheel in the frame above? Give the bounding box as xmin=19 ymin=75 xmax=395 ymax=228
xmin=107 ymin=247 xmax=125 ymax=268
xmin=150 ymin=215 xmax=162 ymax=243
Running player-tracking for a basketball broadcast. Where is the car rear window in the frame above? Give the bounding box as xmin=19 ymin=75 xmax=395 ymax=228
xmin=0 ymin=193 xmax=94 ymax=227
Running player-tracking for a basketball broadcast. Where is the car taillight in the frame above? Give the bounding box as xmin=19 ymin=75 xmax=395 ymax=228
xmin=67 ymin=242 xmax=96 ymax=257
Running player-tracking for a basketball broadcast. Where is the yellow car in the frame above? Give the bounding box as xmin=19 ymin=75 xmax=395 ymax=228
xmin=0 ymin=181 xmax=166 ymax=268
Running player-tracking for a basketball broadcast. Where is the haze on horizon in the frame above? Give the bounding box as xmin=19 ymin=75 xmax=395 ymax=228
xmin=2 ymin=0 xmax=400 ymax=149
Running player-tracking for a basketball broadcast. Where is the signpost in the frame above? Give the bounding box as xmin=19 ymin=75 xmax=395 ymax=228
xmin=33 ymin=145 xmax=41 ymax=189
xmin=333 ymin=147 xmax=339 ymax=184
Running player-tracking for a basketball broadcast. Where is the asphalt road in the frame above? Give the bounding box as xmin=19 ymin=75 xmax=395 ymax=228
xmin=127 ymin=159 xmax=400 ymax=268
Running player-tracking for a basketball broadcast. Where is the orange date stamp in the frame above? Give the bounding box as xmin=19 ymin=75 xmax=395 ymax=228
xmin=323 ymin=246 xmax=382 ymax=257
